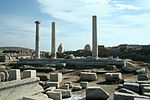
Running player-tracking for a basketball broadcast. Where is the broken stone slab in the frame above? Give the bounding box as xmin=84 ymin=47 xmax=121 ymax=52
xmin=86 ymin=87 xmax=110 ymax=100
xmin=39 ymin=81 xmax=46 ymax=86
xmin=140 ymin=84 xmax=150 ymax=94
xmin=105 ymin=73 xmax=122 ymax=82
xmin=60 ymin=84 xmax=69 ymax=90
xmin=53 ymin=89 xmax=72 ymax=98
xmin=46 ymin=82 xmax=60 ymax=88
xmin=80 ymin=82 xmax=88 ymax=89
xmin=50 ymin=73 xmax=62 ymax=83
xmin=123 ymin=82 xmax=139 ymax=93
xmin=23 ymin=70 xmax=36 ymax=79
xmin=118 ymin=88 xmax=139 ymax=95
xmin=0 ymin=77 xmax=43 ymax=100
xmin=114 ymin=92 xmax=150 ymax=100
xmin=142 ymin=87 xmax=150 ymax=93
xmin=143 ymin=92 xmax=150 ymax=97
xmin=80 ymin=72 xmax=97 ymax=81
xmin=64 ymin=81 xmax=73 ymax=88
xmin=72 ymin=86 xmax=82 ymax=91
xmin=134 ymin=97 xmax=150 ymax=100
xmin=37 ymin=75 xmax=50 ymax=81
xmin=0 ymin=70 xmax=9 ymax=81
xmin=121 ymin=66 xmax=136 ymax=73
xmin=136 ymin=68 xmax=146 ymax=74
xmin=45 ymin=87 xmax=56 ymax=93
xmin=137 ymin=81 xmax=150 ymax=84
xmin=8 ymin=69 xmax=21 ymax=81
xmin=138 ymin=74 xmax=149 ymax=81
xmin=46 ymin=91 xmax=62 ymax=100
xmin=0 ymin=72 xmax=5 ymax=82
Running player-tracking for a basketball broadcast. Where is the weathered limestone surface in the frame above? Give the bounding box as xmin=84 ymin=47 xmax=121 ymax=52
xmin=54 ymin=89 xmax=72 ymax=98
xmin=46 ymin=82 xmax=60 ymax=88
xmin=80 ymin=82 xmax=88 ymax=89
xmin=51 ymin=22 xmax=57 ymax=59
xmin=105 ymin=73 xmax=122 ymax=82
xmin=80 ymin=72 xmax=97 ymax=81
xmin=64 ymin=81 xmax=73 ymax=88
xmin=123 ymin=82 xmax=139 ymax=93
xmin=72 ymin=86 xmax=82 ymax=91
xmin=136 ymin=68 xmax=146 ymax=74
xmin=8 ymin=69 xmax=21 ymax=81
xmin=0 ymin=70 xmax=9 ymax=81
xmin=114 ymin=92 xmax=150 ymax=100
xmin=50 ymin=73 xmax=62 ymax=83
xmin=0 ymin=77 xmax=43 ymax=100
xmin=118 ymin=88 xmax=139 ymax=95
xmin=86 ymin=87 xmax=109 ymax=100
xmin=23 ymin=70 xmax=36 ymax=79
xmin=138 ymin=74 xmax=149 ymax=81
xmin=45 ymin=87 xmax=56 ymax=92
xmin=23 ymin=93 xmax=51 ymax=100
xmin=46 ymin=91 xmax=62 ymax=100
xmin=0 ymin=72 xmax=5 ymax=82
xmin=57 ymin=43 xmax=64 ymax=53
xmin=35 ymin=21 xmax=41 ymax=59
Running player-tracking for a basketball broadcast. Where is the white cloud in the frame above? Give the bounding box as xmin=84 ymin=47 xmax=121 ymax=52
xmin=116 ymin=4 xmax=140 ymax=10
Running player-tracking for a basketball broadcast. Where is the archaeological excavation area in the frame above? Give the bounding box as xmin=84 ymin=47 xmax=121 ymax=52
xmin=1 ymin=16 xmax=150 ymax=100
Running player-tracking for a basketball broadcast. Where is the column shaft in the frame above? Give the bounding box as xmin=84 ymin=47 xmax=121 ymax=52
xmin=92 ymin=16 xmax=98 ymax=58
xmin=51 ymin=22 xmax=56 ymax=59
xmin=35 ymin=21 xmax=40 ymax=59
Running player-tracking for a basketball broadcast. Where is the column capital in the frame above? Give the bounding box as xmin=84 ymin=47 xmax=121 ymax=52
xmin=35 ymin=21 xmax=41 ymax=24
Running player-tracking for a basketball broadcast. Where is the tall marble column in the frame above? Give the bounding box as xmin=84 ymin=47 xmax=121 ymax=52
xmin=92 ymin=16 xmax=98 ymax=58
xmin=35 ymin=21 xmax=41 ymax=59
xmin=51 ymin=22 xmax=57 ymax=59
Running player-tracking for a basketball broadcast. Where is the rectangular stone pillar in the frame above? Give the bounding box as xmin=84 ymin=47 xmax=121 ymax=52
xmin=8 ymin=69 xmax=21 ymax=81
xmin=51 ymin=22 xmax=57 ymax=59
xmin=35 ymin=21 xmax=41 ymax=59
xmin=92 ymin=16 xmax=98 ymax=58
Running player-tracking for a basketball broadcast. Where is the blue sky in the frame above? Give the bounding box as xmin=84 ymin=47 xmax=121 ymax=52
xmin=0 ymin=0 xmax=150 ymax=51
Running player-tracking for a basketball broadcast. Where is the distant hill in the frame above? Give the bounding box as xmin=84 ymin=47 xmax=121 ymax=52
xmin=0 ymin=47 xmax=34 ymax=51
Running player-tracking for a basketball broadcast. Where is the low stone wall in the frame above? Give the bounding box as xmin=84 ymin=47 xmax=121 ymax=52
xmin=0 ymin=77 xmax=43 ymax=100
xmin=16 ymin=58 xmax=125 ymax=68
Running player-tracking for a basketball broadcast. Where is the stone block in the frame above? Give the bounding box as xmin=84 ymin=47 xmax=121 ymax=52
xmin=46 ymin=91 xmax=62 ymax=100
xmin=64 ymin=81 xmax=73 ymax=88
xmin=114 ymin=92 xmax=150 ymax=100
xmin=142 ymin=87 xmax=150 ymax=93
xmin=86 ymin=87 xmax=109 ymax=100
xmin=138 ymin=74 xmax=149 ymax=81
xmin=80 ymin=82 xmax=88 ymax=89
xmin=121 ymin=66 xmax=136 ymax=73
xmin=136 ymin=68 xmax=146 ymax=74
xmin=123 ymin=82 xmax=139 ymax=93
xmin=80 ymin=72 xmax=97 ymax=81
xmin=0 ymin=72 xmax=5 ymax=82
xmin=50 ymin=73 xmax=62 ymax=83
xmin=0 ymin=77 xmax=43 ymax=100
xmin=45 ymin=87 xmax=56 ymax=92
xmin=60 ymin=84 xmax=69 ymax=90
xmin=0 ymin=70 xmax=9 ymax=81
xmin=54 ymin=89 xmax=72 ymax=98
xmin=23 ymin=70 xmax=36 ymax=79
xmin=37 ymin=75 xmax=50 ymax=81
xmin=72 ymin=86 xmax=82 ymax=91
xmin=118 ymin=88 xmax=138 ymax=95
xmin=105 ymin=73 xmax=122 ymax=82
xmin=8 ymin=69 xmax=21 ymax=81
xmin=46 ymin=82 xmax=59 ymax=88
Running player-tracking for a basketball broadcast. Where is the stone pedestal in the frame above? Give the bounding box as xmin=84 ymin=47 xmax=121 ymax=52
xmin=8 ymin=69 xmax=21 ymax=81
xmin=23 ymin=70 xmax=36 ymax=79
xmin=50 ymin=73 xmax=62 ymax=83
xmin=51 ymin=22 xmax=57 ymax=59
xmin=92 ymin=16 xmax=98 ymax=58
xmin=35 ymin=21 xmax=41 ymax=59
